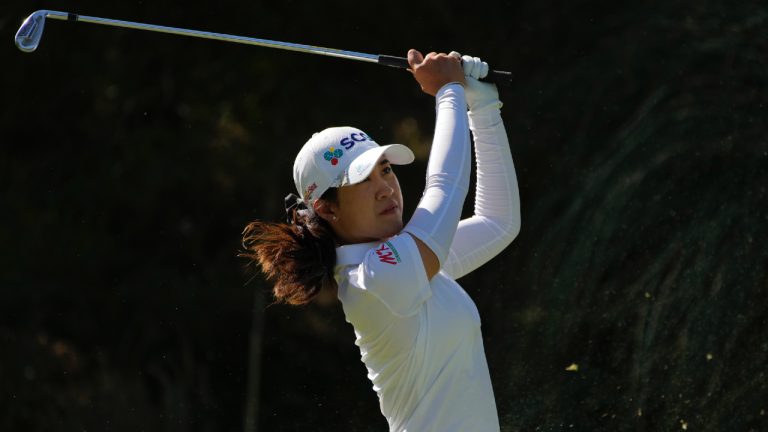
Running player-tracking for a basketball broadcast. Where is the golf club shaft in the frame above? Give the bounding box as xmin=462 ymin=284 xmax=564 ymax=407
xmin=37 ymin=11 xmax=381 ymax=63
xmin=19 ymin=10 xmax=513 ymax=85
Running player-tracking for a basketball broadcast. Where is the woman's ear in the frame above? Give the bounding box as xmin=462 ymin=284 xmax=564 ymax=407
xmin=313 ymin=199 xmax=338 ymax=223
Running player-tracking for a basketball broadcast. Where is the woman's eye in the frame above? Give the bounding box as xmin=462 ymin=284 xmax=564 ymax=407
xmin=383 ymin=166 xmax=392 ymax=175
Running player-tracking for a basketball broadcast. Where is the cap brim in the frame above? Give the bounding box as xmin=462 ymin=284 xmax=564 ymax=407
xmin=342 ymin=144 xmax=415 ymax=186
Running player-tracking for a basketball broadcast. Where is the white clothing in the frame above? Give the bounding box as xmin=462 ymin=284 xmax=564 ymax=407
xmin=334 ymin=84 xmax=520 ymax=431
xmin=336 ymin=237 xmax=498 ymax=431
xmin=404 ymin=83 xmax=472 ymax=265
xmin=443 ymin=102 xmax=521 ymax=279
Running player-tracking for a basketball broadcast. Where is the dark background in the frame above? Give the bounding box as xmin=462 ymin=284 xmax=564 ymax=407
xmin=2 ymin=0 xmax=766 ymax=431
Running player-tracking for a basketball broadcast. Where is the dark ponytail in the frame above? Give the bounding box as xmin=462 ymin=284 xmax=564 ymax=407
xmin=240 ymin=189 xmax=338 ymax=305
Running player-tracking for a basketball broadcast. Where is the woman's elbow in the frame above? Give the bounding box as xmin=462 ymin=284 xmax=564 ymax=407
xmin=501 ymin=210 xmax=521 ymax=245
xmin=485 ymin=212 xmax=520 ymax=249
xmin=502 ymin=224 xmax=520 ymax=249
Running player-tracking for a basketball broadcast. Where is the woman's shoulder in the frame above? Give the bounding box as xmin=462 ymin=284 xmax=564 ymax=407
xmin=335 ymin=234 xmax=432 ymax=318
xmin=334 ymin=233 xmax=416 ymax=268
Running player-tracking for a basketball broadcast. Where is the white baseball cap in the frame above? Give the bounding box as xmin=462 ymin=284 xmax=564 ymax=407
xmin=293 ymin=126 xmax=415 ymax=203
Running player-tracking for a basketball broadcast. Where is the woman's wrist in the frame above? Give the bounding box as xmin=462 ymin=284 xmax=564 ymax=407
xmin=435 ymin=82 xmax=467 ymax=112
xmin=436 ymin=81 xmax=465 ymax=96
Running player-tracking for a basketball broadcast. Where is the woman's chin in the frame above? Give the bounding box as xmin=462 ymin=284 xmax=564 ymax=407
xmin=379 ymin=220 xmax=404 ymax=240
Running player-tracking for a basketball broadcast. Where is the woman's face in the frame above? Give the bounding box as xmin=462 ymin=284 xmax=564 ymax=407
xmin=327 ymin=155 xmax=404 ymax=244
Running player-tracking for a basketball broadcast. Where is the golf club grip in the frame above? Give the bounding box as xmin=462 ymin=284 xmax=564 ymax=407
xmin=378 ymin=55 xmax=512 ymax=86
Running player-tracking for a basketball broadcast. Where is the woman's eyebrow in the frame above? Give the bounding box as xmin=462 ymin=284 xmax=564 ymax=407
xmin=379 ymin=158 xmax=391 ymax=165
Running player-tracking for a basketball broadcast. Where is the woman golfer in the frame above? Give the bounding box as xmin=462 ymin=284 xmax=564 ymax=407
xmin=242 ymin=49 xmax=520 ymax=431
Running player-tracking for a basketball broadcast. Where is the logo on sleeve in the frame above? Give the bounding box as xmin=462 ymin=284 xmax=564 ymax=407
xmin=375 ymin=242 xmax=402 ymax=265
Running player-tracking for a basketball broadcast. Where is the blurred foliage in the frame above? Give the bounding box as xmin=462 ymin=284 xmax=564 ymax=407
xmin=1 ymin=0 xmax=766 ymax=431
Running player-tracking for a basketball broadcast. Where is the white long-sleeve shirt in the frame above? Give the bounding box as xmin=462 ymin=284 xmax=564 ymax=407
xmin=334 ymin=84 xmax=520 ymax=432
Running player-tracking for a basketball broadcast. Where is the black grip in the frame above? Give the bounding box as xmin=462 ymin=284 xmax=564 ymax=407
xmin=483 ymin=69 xmax=513 ymax=87
xmin=377 ymin=54 xmax=512 ymax=86
xmin=378 ymin=54 xmax=411 ymax=69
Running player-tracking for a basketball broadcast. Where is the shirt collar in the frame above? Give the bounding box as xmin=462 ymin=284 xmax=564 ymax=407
xmin=335 ymin=241 xmax=378 ymax=267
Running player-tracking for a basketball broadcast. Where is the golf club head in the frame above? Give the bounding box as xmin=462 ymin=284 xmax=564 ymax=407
xmin=15 ymin=11 xmax=47 ymax=53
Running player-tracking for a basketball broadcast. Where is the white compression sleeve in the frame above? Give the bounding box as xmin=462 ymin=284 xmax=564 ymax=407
xmin=404 ymin=83 xmax=471 ymax=265
xmin=442 ymin=105 xmax=521 ymax=279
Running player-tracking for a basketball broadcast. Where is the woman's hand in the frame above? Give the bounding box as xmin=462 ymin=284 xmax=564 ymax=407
xmin=407 ymin=49 xmax=466 ymax=96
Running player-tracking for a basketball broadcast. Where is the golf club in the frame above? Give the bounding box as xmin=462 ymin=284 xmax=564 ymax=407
xmin=15 ymin=10 xmax=513 ymax=85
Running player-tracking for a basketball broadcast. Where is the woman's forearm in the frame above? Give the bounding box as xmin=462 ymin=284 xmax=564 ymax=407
xmin=404 ymin=83 xmax=471 ymax=265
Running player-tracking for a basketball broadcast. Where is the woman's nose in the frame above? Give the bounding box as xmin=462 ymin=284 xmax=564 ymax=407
xmin=375 ymin=179 xmax=394 ymax=200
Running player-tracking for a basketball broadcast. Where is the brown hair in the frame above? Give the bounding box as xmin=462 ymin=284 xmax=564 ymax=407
xmin=240 ymin=189 xmax=338 ymax=305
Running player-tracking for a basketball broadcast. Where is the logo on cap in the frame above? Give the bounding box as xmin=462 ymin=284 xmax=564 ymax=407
xmin=324 ymin=147 xmax=343 ymax=166
xmin=304 ymin=182 xmax=318 ymax=200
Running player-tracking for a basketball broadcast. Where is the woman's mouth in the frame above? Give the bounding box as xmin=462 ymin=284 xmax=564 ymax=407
xmin=379 ymin=204 xmax=398 ymax=215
